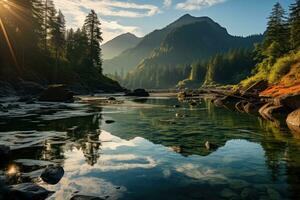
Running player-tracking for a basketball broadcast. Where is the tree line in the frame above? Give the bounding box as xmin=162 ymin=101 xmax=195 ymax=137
xmin=0 ymin=0 xmax=104 ymax=86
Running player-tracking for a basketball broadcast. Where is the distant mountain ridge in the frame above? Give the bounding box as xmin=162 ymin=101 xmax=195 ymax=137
xmin=123 ymin=16 xmax=263 ymax=89
xmin=102 ymin=33 xmax=141 ymax=60
xmin=103 ymin=14 xmax=217 ymax=75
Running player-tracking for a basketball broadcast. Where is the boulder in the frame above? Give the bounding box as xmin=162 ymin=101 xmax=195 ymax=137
xmin=259 ymin=103 xmax=288 ymax=120
xmin=0 ymin=145 xmax=10 ymax=159
xmin=70 ymin=195 xmax=104 ymax=200
xmin=287 ymin=109 xmax=300 ymax=134
xmin=125 ymin=89 xmax=149 ymax=97
xmin=8 ymin=183 xmax=53 ymax=200
xmin=274 ymin=93 xmax=300 ymax=110
xmin=39 ymin=85 xmax=74 ymax=102
xmin=40 ymin=166 xmax=64 ymax=185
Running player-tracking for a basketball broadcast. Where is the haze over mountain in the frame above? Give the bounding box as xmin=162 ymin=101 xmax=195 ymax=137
xmin=102 ymin=33 xmax=142 ymax=60
xmin=124 ymin=16 xmax=262 ymax=89
xmin=103 ymin=14 xmax=219 ymax=75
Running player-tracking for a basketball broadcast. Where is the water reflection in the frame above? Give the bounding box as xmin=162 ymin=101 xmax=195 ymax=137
xmin=1 ymin=98 xmax=300 ymax=199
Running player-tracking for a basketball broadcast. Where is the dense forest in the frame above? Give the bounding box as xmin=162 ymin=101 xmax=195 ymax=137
xmin=0 ymin=0 xmax=122 ymax=95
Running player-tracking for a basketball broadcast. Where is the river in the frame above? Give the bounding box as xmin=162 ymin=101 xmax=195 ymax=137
xmin=1 ymin=95 xmax=300 ymax=200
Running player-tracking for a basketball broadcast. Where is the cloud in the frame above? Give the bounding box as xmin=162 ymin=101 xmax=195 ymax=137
xmin=176 ymin=0 xmax=226 ymax=11
xmin=163 ymin=0 xmax=172 ymax=8
xmin=53 ymin=0 xmax=154 ymax=42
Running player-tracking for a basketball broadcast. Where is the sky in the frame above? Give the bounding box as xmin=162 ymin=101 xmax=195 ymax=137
xmin=53 ymin=0 xmax=295 ymax=43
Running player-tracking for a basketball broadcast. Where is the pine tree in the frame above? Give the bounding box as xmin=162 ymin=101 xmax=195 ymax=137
xmin=83 ymin=10 xmax=103 ymax=73
xmin=263 ymin=3 xmax=290 ymax=55
xmin=290 ymin=0 xmax=300 ymax=50
xmin=51 ymin=10 xmax=66 ymax=68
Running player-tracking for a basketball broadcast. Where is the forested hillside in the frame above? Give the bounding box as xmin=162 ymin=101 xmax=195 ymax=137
xmin=0 ymin=0 xmax=123 ymax=95
xmin=240 ymin=1 xmax=300 ymax=96
xmin=122 ymin=18 xmax=262 ymax=89
xmin=102 ymin=15 xmax=221 ymax=75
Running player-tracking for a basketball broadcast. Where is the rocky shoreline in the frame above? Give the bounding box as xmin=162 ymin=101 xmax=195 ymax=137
xmin=178 ymin=81 xmax=300 ymax=135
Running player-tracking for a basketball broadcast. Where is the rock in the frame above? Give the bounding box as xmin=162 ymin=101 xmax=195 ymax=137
xmin=286 ymin=108 xmax=300 ymax=134
xmin=40 ymin=166 xmax=64 ymax=185
xmin=274 ymin=93 xmax=300 ymax=110
xmin=105 ymin=120 xmax=115 ymax=124
xmin=8 ymin=183 xmax=53 ymax=200
xmin=39 ymin=85 xmax=74 ymax=102
xmin=125 ymin=89 xmax=149 ymax=97
xmin=70 ymin=195 xmax=104 ymax=200
xmin=259 ymin=103 xmax=288 ymax=120
xmin=107 ymin=97 xmax=116 ymax=101
xmin=0 ymin=145 xmax=10 ymax=158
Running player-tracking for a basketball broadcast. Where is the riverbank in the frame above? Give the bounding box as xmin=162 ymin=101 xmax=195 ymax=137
xmin=178 ymin=83 xmax=300 ymax=135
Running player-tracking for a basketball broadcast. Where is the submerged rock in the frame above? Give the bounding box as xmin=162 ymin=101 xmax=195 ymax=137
xmin=105 ymin=120 xmax=115 ymax=124
xmin=8 ymin=183 xmax=53 ymax=200
xmin=125 ymin=89 xmax=149 ymax=97
xmin=70 ymin=195 xmax=104 ymax=200
xmin=39 ymin=85 xmax=74 ymax=102
xmin=0 ymin=145 xmax=10 ymax=159
xmin=40 ymin=166 xmax=64 ymax=185
xmin=287 ymin=108 xmax=300 ymax=134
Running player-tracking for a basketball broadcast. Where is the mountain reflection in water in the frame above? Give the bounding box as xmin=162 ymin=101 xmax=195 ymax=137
xmin=1 ymin=97 xmax=300 ymax=199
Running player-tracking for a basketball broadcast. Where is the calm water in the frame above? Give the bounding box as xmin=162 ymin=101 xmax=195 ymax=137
xmin=1 ymin=96 xmax=300 ymax=200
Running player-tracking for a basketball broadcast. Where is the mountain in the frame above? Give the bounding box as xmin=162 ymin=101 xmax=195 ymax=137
xmin=103 ymin=14 xmax=216 ymax=75
xmin=102 ymin=33 xmax=141 ymax=60
xmin=124 ymin=18 xmax=263 ymax=89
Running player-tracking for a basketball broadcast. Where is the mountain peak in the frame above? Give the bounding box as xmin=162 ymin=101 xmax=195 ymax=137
xmin=167 ymin=14 xmax=214 ymax=30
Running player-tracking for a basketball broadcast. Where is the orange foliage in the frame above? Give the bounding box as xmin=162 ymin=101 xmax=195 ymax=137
xmin=260 ymin=62 xmax=300 ymax=97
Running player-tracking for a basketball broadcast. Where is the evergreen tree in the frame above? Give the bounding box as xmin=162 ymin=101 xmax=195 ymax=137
xmin=50 ymin=10 xmax=66 ymax=67
xmin=290 ymin=0 xmax=300 ymax=50
xmin=83 ymin=10 xmax=103 ymax=73
xmin=263 ymin=2 xmax=290 ymax=56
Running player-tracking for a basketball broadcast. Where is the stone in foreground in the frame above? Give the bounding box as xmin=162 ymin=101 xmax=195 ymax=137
xmin=8 ymin=183 xmax=53 ymax=200
xmin=40 ymin=166 xmax=64 ymax=185
xmin=287 ymin=108 xmax=300 ymax=134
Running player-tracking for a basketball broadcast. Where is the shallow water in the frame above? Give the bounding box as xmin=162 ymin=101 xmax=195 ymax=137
xmin=1 ymin=96 xmax=300 ymax=200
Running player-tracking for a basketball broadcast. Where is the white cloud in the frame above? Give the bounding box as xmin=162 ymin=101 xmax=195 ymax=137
xmin=53 ymin=0 xmax=155 ymax=42
xmin=176 ymin=0 xmax=226 ymax=11
xmin=163 ymin=0 xmax=172 ymax=8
